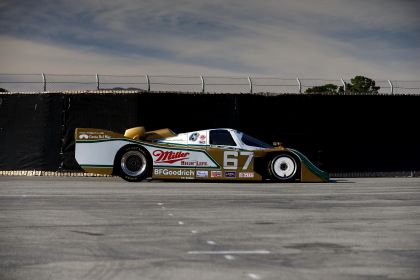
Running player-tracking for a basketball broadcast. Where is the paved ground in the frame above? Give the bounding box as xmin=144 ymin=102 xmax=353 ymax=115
xmin=0 ymin=177 xmax=420 ymax=280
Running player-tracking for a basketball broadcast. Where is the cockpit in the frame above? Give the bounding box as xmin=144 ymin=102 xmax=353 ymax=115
xmin=209 ymin=129 xmax=272 ymax=150
xmin=156 ymin=128 xmax=273 ymax=150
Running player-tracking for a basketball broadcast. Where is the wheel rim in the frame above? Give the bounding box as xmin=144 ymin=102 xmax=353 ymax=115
xmin=272 ymin=155 xmax=297 ymax=180
xmin=121 ymin=150 xmax=147 ymax=177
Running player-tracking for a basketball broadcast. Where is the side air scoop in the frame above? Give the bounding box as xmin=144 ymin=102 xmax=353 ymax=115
xmin=124 ymin=127 xmax=177 ymax=141
xmin=124 ymin=127 xmax=145 ymax=140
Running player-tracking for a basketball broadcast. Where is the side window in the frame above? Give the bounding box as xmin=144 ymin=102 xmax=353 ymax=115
xmin=210 ymin=130 xmax=237 ymax=146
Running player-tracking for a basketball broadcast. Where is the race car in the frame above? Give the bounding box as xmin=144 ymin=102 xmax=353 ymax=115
xmin=75 ymin=127 xmax=329 ymax=183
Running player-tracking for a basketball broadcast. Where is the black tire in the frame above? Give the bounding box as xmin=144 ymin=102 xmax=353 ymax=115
xmin=114 ymin=145 xmax=151 ymax=182
xmin=268 ymin=153 xmax=301 ymax=182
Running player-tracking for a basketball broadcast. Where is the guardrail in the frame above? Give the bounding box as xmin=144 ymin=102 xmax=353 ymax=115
xmin=1 ymin=73 xmax=419 ymax=94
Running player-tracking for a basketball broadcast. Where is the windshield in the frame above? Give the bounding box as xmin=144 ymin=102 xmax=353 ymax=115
xmin=240 ymin=132 xmax=273 ymax=148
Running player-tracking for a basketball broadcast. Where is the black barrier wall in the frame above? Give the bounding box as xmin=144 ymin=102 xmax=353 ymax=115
xmin=62 ymin=94 xmax=140 ymax=170
xmin=1 ymin=92 xmax=419 ymax=173
xmin=0 ymin=94 xmax=62 ymax=170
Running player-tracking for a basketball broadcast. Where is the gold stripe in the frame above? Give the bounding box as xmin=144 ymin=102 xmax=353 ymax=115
xmin=83 ymin=167 xmax=113 ymax=175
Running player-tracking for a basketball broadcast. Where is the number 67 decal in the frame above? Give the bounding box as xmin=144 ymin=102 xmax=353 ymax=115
xmin=223 ymin=151 xmax=253 ymax=170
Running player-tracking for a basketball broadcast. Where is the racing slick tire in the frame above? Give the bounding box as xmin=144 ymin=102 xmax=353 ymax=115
xmin=268 ymin=153 xmax=301 ymax=182
xmin=114 ymin=145 xmax=152 ymax=182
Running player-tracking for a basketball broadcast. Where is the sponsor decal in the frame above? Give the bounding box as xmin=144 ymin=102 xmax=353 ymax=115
xmin=153 ymin=150 xmax=190 ymax=164
xmin=181 ymin=161 xmax=208 ymax=166
xmin=239 ymin=172 xmax=254 ymax=178
xmin=149 ymin=148 xmax=218 ymax=168
xmin=199 ymin=134 xmax=206 ymax=140
xmin=78 ymin=131 xmax=111 ymax=140
xmin=224 ymin=171 xmax=236 ymax=178
xmin=211 ymin=171 xmax=222 ymax=178
xmin=189 ymin=132 xmax=199 ymax=142
xmin=154 ymin=168 xmax=195 ymax=177
xmin=199 ymin=140 xmax=206 ymax=144
xmin=196 ymin=170 xmax=209 ymax=178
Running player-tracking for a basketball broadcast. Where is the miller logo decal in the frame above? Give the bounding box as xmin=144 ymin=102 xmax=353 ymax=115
xmin=153 ymin=150 xmax=190 ymax=164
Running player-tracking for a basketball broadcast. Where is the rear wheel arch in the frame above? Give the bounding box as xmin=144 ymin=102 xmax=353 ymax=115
xmin=113 ymin=144 xmax=153 ymax=182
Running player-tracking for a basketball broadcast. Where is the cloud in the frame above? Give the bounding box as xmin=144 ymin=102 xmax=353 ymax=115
xmin=0 ymin=0 xmax=419 ymax=79
xmin=0 ymin=36 xmax=240 ymax=75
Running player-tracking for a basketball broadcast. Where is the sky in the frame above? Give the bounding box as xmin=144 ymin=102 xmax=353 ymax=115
xmin=0 ymin=0 xmax=419 ymax=79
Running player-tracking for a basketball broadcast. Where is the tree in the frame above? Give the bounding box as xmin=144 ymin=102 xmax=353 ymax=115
xmin=305 ymin=84 xmax=338 ymax=94
xmin=345 ymin=75 xmax=380 ymax=94
xmin=0 ymin=88 xmax=7 ymax=92
xmin=305 ymin=76 xmax=380 ymax=94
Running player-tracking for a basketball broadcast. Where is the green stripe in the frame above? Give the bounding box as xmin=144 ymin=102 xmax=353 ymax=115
xmin=77 ymin=138 xmax=206 ymax=150
xmin=157 ymin=142 xmax=210 ymax=147
xmin=81 ymin=164 xmax=113 ymax=168
xmin=77 ymin=138 xmax=221 ymax=168
xmin=154 ymin=165 xmax=219 ymax=169
xmin=289 ymin=149 xmax=330 ymax=182
xmin=77 ymin=138 xmax=143 ymax=144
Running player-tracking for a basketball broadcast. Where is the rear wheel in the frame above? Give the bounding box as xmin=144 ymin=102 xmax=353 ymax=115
xmin=114 ymin=146 xmax=151 ymax=182
xmin=269 ymin=153 xmax=300 ymax=182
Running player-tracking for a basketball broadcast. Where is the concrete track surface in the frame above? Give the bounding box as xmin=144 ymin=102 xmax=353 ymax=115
xmin=1 ymin=177 xmax=420 ymax=280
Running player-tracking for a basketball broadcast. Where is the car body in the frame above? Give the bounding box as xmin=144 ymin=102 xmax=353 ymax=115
xmin=75 ymin=127 xmax=329 ymax=182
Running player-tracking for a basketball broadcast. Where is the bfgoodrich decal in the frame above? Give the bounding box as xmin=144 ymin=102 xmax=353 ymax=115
xmin=154 ymin=168 xmax=195 ymax=179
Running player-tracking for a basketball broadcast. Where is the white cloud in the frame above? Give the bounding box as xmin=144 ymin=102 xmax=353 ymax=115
xmin=0 ymin=0 xmax=419 ymax=80
xmin=0 ymin=36 xmax=240 ymax=75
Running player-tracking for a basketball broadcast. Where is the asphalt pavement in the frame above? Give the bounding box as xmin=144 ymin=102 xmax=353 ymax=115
xmin=1 ymin=176 xmax=420 ymax=280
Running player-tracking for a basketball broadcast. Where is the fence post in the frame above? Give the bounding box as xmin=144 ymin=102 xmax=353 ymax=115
xmin=248 ymin=76 xmax=253 ymax=94
xmin=145 ymin=74 xmax=150 ymax=92
xmin=96 ymin=74 xmax=100 ymax=90
xmin=42 ymin=73 xmax=46 ymax=91
xmin=296 ymin=77 xmax=302 ymax=94
xmin=388 ymin=80 xmax=393 ymax=94
xmin=341 ymin=78 xmax=346 ymax=94
xmin=200 ymin=75 xmax=205 ymax=93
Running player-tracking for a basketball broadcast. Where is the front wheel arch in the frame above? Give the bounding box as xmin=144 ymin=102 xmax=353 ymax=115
xmin=268 ymin=152 xmax=301 ymax=182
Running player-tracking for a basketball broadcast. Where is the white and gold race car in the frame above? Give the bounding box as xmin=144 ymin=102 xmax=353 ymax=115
xmin=75 ymin=127 xmax=329 ymax=182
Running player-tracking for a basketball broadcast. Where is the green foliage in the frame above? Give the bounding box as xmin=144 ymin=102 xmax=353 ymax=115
xmin=305 ymin=84 xmax=338 ymax=94
xmin=346 ymin=76 xmax=380 ymax=94
xmin=305 ymin=76 xmax=380 ymax=94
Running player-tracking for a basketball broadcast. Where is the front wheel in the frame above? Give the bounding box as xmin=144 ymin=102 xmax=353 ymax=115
xmin=269 ymin=153 xmax=300 ymax=182
xmin=114 ymin=146 xmax=151 ymax=182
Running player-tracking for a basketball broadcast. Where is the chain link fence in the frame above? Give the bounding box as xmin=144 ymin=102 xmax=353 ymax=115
xmin=1 ymin=73 xmax=419 ymax=94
